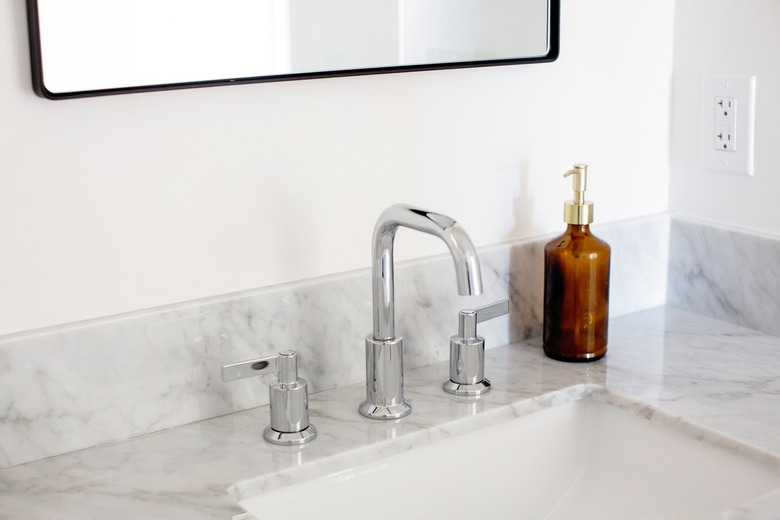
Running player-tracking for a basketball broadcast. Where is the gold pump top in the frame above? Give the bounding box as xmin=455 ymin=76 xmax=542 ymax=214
xmin=563 ymin=163 xmax=594 ymax=225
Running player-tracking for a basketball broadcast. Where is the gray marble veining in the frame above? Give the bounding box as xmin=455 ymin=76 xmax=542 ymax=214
xmin=1 ymin=307 xmax=780 ymax=519
xmin=668 ymin=217 xmax=780 ymax=336
xmin=0 ymin=214 xmax=669 ymax=468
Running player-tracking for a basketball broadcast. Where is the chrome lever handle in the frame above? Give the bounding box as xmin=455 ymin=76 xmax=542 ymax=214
xmin=222 ymin=350 xmax=317 ymax=446
xmin=458 ymin=299 xmax=510 ymax=339
xmin=221 ymin=356 xmax=277 ymax=383
xmin=444 ymin=299 xmax=509 ymax=397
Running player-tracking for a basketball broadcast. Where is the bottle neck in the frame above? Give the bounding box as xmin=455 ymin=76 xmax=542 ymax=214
xmin=567 ymin=223 xmax=591 ymax=235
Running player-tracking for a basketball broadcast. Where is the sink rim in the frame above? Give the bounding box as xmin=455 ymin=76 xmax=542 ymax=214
xmin=229 ymin=384 xmax=780 ymax=510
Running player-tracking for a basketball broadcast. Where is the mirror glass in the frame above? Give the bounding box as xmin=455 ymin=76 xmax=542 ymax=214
xmin=27 ymin=0 xmax=559 ymax=99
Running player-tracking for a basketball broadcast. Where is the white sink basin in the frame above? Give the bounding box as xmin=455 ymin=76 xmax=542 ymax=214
xmin=238 ymin=394 xmax=780 ymax=519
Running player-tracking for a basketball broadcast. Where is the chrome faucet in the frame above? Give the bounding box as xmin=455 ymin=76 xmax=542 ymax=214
xmin=222 ymin=350 xmax=317 ymax=446
xmin=359 ymin=204 xmax=483 ymax=420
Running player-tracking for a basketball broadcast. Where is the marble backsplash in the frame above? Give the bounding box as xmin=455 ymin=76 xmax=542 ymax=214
xmin=667 ymin=217 xmax=780 ymax=336
xmin=0 ymin=214 xmax=669 ymax=468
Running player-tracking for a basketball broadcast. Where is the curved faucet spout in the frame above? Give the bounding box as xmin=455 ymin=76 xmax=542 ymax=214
xmin=371 ymin=204 xmax=483 ymax=341
xmin=361 ymin=204 xmax=484 ymax=420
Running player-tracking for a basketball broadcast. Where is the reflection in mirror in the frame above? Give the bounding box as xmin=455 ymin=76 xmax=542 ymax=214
xmin=26 ymin=0 xmax=559 ymax=99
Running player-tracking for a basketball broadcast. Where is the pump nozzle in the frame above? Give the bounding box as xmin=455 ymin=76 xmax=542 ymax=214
xmin=564 ymin=163 xmax=588 ymax=204
xmin=563 ymin=163 xmax=594 ymax=225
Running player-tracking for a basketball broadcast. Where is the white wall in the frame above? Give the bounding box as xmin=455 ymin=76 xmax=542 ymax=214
xmin=670 ymin=0 xmax=780 ymax=235
xmin=0 ymin=0 xmax=674 ymax=336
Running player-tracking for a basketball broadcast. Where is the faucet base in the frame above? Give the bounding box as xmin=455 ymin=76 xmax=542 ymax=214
xmin=263 ymin=425 xmax=317 ymax=446
xmin=442 ymin=379 xmax=491 ymax=397
xmin=358 ymin=400 xmax=412 ymax=420
xmin=360 ymin=335 xmax=412 ymax=420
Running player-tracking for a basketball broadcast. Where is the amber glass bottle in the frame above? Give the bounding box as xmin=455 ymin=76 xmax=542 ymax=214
xmin=543 ymin=164 xmax=610 ymax=362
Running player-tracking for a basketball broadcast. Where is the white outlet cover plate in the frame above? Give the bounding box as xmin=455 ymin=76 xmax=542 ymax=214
xmin=701 ymin=75 xmax=756 ymax=176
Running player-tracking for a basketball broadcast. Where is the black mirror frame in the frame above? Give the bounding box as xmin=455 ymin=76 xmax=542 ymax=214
xmin=26 ymin=0 xmax=560 ymax=100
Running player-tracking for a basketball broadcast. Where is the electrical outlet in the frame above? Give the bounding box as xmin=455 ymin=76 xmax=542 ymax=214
xmin=701 ymin=75 xmax=756 ymax=176
xmin=714 ymin=97 xmax=736 ymax=151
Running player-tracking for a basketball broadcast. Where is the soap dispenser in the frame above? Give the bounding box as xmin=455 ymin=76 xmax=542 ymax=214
xmin=543 ymin=163 xmax=610 ymax=362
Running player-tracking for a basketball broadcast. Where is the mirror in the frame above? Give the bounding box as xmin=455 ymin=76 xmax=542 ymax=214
xmin=26 ymin=0 xmax=559 ymax=100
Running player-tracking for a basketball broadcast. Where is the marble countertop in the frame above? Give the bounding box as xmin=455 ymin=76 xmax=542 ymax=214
xmin=2 ymin=306 xmax=780 ymax=519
